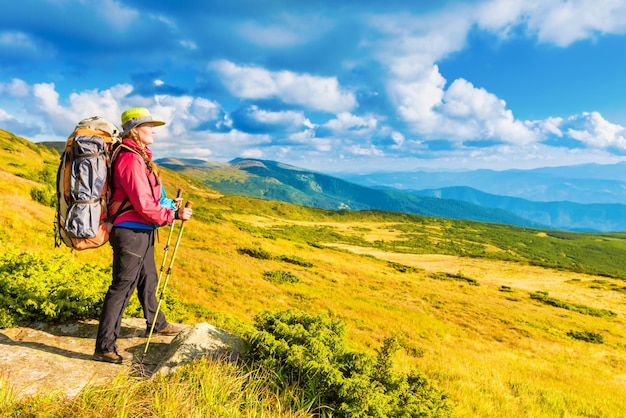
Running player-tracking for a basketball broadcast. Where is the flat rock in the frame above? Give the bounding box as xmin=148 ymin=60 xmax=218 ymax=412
xmin=0 ymin=319 xmax=239 ymax=399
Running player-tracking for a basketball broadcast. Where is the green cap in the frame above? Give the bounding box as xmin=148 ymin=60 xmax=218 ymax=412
xmin=121 ymin=107 xmax=165 ymax=136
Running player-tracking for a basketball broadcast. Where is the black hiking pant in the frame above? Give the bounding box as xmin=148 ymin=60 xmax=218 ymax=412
xmin=95 ymin=227 xmax=168 ymax=354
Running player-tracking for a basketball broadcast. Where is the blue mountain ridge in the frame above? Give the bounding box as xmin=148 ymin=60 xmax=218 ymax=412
xmin=157 ymin=157 xmax=626 ymax=232
xmin=337 ymin=162 xmax=626 ymax=205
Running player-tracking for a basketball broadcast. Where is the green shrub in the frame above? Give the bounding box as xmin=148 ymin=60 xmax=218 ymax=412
xmin=243 ymin=309 xmax=451 ymax=417
xmin=530 ymin=291 xmax=616 ymax=318
xmin=567 ymin=330 xmax=604 ymax=344
xmin=0 ymin=250 xmax=110 ymax=327
xmin=237 ymin=247 xmax=272 ymax=260
xmin=263 ymin=270 xmax=300 ymax=284
xmin=430 ymin=271 xmax=479 ymax=286
xmin=30 ymin=186 xmax=56 ymax=207
xmin=275 ymin=254 xmax=314 ymax=267
xmin=388 ymin=261 xmax=419 ymax=273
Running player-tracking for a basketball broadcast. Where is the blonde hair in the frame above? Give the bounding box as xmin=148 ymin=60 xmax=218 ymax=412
xmin=128 ymin=128 xmax=160 ymax=178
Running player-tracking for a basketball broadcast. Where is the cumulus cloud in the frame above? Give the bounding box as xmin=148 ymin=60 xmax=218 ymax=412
xmin=440 ymin=79 xmax=539 ymax=144
xmin=564 ymin=111 xmax=626 ymax=149
xmin=4 ymin=0 xmax=626 ymax=172
xmin=323 ymin=112 xmax=378 ymax=137
xmin=212 ymin=60 xmax=357 ymax=113
xmin=31 ymin=83 xmax=132 ymax=133
xmin=387 ymin=64 xmax=446 ymax=134
xmin=248 ymin=106 xmax=315 ymax=130
xmin=525 ymin=0 xmax=626 ymax=46
xmin=476 ymin=0 xmax=626 ymax=46
xmin=372 ymin=1 xmax=626 ymax=148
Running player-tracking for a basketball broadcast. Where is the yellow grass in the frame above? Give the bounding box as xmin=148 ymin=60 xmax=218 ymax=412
xmin=2 ymin=135 xmax=626 ymax=417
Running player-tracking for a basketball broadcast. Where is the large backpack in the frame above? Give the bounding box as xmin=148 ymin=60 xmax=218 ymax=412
xmin=55 ymin=116 xmax=124 ymax=251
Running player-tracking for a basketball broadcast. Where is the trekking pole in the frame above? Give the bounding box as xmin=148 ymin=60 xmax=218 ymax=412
xmin=144 ymin=201 xmax=193 ymax=354
xmin=155 ymin=188 xmax=182 ymax=298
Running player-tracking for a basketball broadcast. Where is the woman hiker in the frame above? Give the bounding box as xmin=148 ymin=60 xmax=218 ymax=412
xmin=93 ymin=107 xmax=193 ymax=364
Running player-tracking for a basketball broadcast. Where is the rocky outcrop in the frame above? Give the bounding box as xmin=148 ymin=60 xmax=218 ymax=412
xmin=155 ymin=322 xmax=242 ymax=376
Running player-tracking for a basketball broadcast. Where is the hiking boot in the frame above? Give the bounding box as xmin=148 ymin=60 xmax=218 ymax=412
xmin=153 ymin=323 xmax=183 ymax=336
xmin=93 ymin=349 xmax=133 ymax=364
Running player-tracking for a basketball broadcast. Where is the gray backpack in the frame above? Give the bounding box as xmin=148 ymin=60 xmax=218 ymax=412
xmin=55 ymin=116 xmax=122 ymax=251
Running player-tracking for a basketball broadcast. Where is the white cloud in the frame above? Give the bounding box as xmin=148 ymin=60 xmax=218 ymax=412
xmin=390 ymin=131 xmax=405 ymax=148
xmin=241 ymin=148 xmax=265 ymax=158
xmin=151 ymin=95 xmax=223 ymax=137
xmin=0 ymin=31 xmax=37 ymax=49
xmin=371 ymin=1 xmax=626 ymax=147
xmin=351 ymin=144 xmax=384 ymax=156
xmin=180 ymin=40 xmax=197 ymax=49
xmin=236 ymin=13 xmax=333 ymax=47
xmin=441 ymin=78 xmax=539 ymax=144
xmin=0 ymin=108 xmax=15 ymax=122
xmin=323 ymin=112 xmax=378 ymax=137
xmin=387 ymin=64 xmax=446 ymax=134
xmin=477 ymin=0 xmax=626 ymax=46
xmin=0 ymin=78 xmax=29 ymax=97
xmin=289 ymin=129 xmax=316 ymax=143
xmin=526 ymin=0 xmax=626 ymax=46
xmin=212 ymin=60 xmax=357 ymax=113
xmin=248 ymin=106 xmax=315 ymax=130
xmin=565 ymin=111 xmax=626 ymax=149
xmin=94 ymin=0 xmax=139 ymax=30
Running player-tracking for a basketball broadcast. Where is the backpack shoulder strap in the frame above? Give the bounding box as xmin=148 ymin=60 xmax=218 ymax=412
xmin=106 ymin=143 xmax=159 ymax=224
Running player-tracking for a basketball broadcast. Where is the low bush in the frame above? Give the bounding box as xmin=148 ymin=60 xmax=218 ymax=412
xmin=237 ymin=247 xmax=272 ymax=260
xmin=243 ymin=309 xmax=452 ymax=417
xmin=530 ymin=291 xmax=616 ymax=318
xmin=0 ymin=250 xmax=148 ymax=327
xmin=388 ymin=261 xmax=419 ymax=273
xmin=30 ymin=186 xmax=56 ymax=207
xmin=567 ymin=330 xmax=604 ymax=344
xmin=263 ymin=270 xmax=300 ymax=284
xmin=275 ymin=254 xmax=314 ymax=267
xmin=430 ymin=271 xmax=479 ymax=286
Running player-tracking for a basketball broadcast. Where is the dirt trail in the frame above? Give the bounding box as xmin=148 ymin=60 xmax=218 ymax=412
xmin=0 ymin=318 xmax=177 ymax=398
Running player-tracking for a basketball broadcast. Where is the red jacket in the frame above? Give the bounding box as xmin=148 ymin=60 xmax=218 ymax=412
xmin=109 ymin=139 xmax=175 ymax=228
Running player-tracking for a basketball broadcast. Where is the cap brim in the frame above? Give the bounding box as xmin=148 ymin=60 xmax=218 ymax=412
xmin=122 ymin=120 xmax=166 ymax=137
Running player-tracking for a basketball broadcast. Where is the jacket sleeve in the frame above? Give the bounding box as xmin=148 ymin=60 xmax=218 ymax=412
xmin=115 ymin=152 xmax=175 ymax=226
xmin=159 ymin=185 xmax=177 ymax=210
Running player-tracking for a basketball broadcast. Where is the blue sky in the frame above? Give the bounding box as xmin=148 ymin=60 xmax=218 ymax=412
xmin=2 ymin=0 xmax=626 ymax=173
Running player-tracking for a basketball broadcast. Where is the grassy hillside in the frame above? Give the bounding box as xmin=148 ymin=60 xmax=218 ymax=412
xmin=160 ymin=158 xmax=547 ymax=229
xmin=2 ymin=129 xmax=626 ymax=417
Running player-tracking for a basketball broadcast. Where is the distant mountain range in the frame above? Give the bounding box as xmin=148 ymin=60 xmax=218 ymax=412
xmin=38 ymin=139 xmax=626 ymax=232
xmin=337 ymin=163 xmax=626 ymax=204
xmin=157 ymin=157 xmax=626 ymax=232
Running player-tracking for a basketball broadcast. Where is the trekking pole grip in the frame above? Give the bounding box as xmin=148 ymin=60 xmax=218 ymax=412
xmin=176 ymin=188 xmax=183 ymax=208
xmin=181 ymin=201 xmax=193 ymax=225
